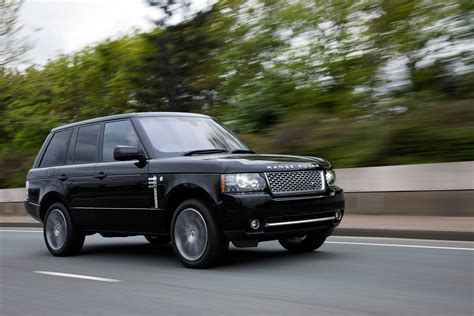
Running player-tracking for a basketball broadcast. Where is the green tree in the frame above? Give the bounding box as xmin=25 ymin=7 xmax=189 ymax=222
xmin=137 ymin=4 xmax=226 ymax=113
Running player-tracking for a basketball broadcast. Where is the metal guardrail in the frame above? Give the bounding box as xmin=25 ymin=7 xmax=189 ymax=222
xmin=336 ymin=161 xmax=473 ymax=192
xmin=0 ymin=188 xmax=26 ymax=203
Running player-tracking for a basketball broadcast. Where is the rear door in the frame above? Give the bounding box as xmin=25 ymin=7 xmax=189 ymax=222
xmin=94 ymin=119 xmax=153 ymax=232
xmin=62 ymin=123 xmax=101 ymax=227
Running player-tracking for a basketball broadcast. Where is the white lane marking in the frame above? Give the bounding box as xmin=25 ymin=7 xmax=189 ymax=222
xmin=0 ymin=229 xmax=42 ymax=233
xmin=326 ymin=241 xmax=474 ymax=251
xmin=34 ymin=271 xmax=122 ymax=283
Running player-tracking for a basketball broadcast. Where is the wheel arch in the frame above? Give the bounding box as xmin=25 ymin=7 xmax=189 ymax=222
xmin=39 ymin=192 xmax=68 ymax=222
xmin=163 ymin=183 xmax=221 ymax=232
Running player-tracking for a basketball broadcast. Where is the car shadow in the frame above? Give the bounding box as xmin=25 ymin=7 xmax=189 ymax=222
xmin=219 ymin=247 xmax=340 ymax=270
xmin=77 ymin=238 xmax=344 ymax=269
xmin=80 ymin=241 xmax=179 ymax=267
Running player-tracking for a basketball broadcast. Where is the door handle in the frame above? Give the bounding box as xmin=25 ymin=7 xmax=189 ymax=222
xmin=95 ymin=172 xmax=107 ymax=179
xmin=57 ymin=174 xmax=68 ymax=181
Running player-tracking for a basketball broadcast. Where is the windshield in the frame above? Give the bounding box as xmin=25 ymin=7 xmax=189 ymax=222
xmin=139 ymin=116 xmax=251 ymax=156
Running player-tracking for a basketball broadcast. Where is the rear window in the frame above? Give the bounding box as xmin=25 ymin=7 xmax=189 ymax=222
xmin=40 ymin=129 xmax=72 ymax=167
xmin=74 ymin=124 xmax=100 ymax=164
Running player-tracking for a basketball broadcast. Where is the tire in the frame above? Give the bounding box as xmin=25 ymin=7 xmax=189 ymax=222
xmin=278 ymin=233 xmax=326 ymax=253
xmin=144 ymin=235 xmax=169 ymax=245
xmin=43 ymin=202 xmax=85 ymax=256
xmin=170 ymin=199 xmax=228 ymax=268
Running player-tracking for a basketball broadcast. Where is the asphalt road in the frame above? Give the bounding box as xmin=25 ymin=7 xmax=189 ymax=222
xmin=1 ymin=229 xmax=473 ymax=315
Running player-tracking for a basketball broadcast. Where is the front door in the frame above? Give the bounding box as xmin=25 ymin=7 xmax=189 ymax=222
xmin=95 ymin=119 xmax=155 ymax=232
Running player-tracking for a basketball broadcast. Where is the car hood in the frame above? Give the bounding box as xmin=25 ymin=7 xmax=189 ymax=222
xmin=149 ymin=153 xmax=331 ymax=174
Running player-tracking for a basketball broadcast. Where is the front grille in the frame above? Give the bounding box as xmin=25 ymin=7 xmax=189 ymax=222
xmin=264 ymin=170 xmax=325 ymax=195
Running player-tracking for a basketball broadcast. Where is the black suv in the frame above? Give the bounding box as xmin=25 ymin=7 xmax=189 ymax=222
xmin=25 ymin=112 xmax=344 ymax=268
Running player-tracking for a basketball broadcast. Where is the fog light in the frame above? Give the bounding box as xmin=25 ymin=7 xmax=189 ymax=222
xmin=249 ymin=219 xmax=260 ymax=230
xmin=335 ymin=211 xmax=342 ymax=221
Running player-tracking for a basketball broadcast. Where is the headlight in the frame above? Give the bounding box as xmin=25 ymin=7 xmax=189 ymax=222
xmin=325 ymin=169 xmax=336 ymax=185
xmin=221 ymin=173 xmax=267 ymax=193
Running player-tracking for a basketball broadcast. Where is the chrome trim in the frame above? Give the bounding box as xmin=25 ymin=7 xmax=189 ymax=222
xmin=265 ymin=215 xmax=335 ymax=227
xmin=148 ymin=175 xmax=158 ymax=208
xmin=70 ymin=207 xmax=95 ymax=210
xmin=264 ymin=170 xmax=326 ymax=196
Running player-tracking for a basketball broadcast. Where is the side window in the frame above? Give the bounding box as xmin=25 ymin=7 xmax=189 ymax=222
xmin=74 ymin=124 xmax=100 ymax=164
xmin=40 ymin=129 xmax=73 ymax=168
xmin=102 ymin=120 xmax=140 ymax=162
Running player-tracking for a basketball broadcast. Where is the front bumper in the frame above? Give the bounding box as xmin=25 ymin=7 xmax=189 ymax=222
xmin=219 ymin=186 xmax=344 ymax=242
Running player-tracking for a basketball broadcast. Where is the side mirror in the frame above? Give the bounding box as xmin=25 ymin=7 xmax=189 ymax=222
xmin=113 ymin=146 xmax=145 ymax=161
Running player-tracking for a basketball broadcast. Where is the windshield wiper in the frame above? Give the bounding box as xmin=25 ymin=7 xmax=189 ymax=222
xmin=230 ymin=149 xmax=255 ymax=154
xmin=183 ymin=149 xmax=228 ymax=156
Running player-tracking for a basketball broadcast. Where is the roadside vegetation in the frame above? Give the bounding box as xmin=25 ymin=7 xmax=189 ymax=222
xmin=1 ymin=0 xmax=473 ymax=187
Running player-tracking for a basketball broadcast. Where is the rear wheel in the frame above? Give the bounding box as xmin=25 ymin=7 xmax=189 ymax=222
xmin=144 ymin=235 xmax=169 ymax=245
xmin=43 ymin=202 xmax=85 ymax=256
xmin=278 ymin=233 xmax=326 ymax=253
xmin=171 ymin=199 xmax=228 ymax=268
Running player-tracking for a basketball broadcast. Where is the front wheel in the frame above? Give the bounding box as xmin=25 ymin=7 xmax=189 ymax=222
xmin=43 ymin=202 xmax=85 ymax=256
xmin=171 ymin=199 xmax=228 ymax=268
xmin=278 ymin=233 xmax=326 ymax=253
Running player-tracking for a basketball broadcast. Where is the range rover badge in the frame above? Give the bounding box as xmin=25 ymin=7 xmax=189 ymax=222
xmin=266 ymin=163 xmax=318 ymax=170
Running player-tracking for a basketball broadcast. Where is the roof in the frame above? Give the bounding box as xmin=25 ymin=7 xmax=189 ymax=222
xmin=51 ymin=112 xmax=210 ymax=132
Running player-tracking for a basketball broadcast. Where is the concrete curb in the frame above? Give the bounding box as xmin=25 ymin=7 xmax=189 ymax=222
xmin=0 ymin=222 xmax=42 ymax=228
xmin=334 ymin=228 xmax=474 ymax=242
xmin=1 ymin=222 xmax=472 ymax=242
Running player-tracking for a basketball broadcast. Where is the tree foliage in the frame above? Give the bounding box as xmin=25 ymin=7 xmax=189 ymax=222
xmin=0 ymin=0 xmax=473 ymax=187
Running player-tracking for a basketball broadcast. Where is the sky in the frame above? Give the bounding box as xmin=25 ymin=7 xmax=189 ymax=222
xmin=17 ymin=0 xmax=472 ymax=78
xmin=19 ymin=0 xmax=212 ymax=66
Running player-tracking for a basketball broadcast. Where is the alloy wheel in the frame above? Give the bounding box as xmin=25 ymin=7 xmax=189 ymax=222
xmin=45 ymin=209 xmax=68 ymax=250
xmin=174 ymin=208 xmax=208 ymax=261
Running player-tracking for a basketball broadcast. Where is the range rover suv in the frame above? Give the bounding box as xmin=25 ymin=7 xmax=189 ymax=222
xmin=25 ymin=112 xmax=344 ymax=268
